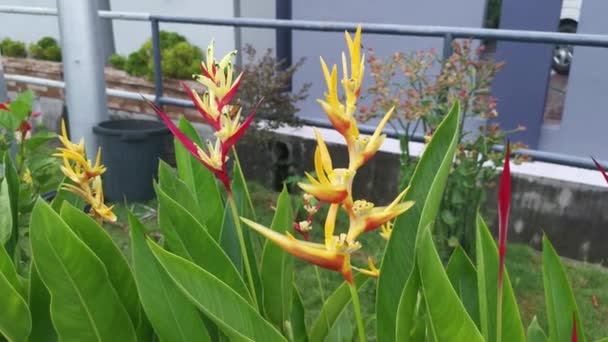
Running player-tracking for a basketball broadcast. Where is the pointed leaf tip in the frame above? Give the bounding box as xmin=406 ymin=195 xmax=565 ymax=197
xmin=498 ymin=141 xmax=511 ymax=285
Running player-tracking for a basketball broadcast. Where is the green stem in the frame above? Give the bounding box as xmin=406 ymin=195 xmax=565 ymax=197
xmin=497 ymin=284 xmax=503 ymax=342
xmin=349 ymin=283 xmax=366 ymax=342
xmin=314 ymin=266 xmax=331 ymax=332
xmin=227 ymin=194 xmax=259 ymax=310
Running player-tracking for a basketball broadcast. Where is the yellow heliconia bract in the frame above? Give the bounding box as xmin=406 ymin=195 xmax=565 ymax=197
xmin=241 ymin=25 xmax=414 ymax=283
xmin=54 ymin=120 xmax=116 ymax=223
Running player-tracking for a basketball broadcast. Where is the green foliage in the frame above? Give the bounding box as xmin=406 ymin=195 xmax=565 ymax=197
xmin=29 ymin=37 xmax=62 ymax=61
xmin=0 ymin=38 xmax=27 ymax=57
xmin=108 ymin=53 xmax=127 ymax=70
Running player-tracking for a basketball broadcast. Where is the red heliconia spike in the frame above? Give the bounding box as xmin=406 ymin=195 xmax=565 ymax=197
xmin=0 ymin=101 xmax=9 ymax=111
xmin=215 ymin=167 xmax=231 ymax=194
xmin=31 ymin=111 xmax=42 ymax=118
xmin=571 ymin=312 xmax=578 ymax=342
xmin=180 ymin=82 xmax=220 ymax=130
xmin=498 ymin=141 xmax=511 ymax=287
xmin=591 ymin=157 xmax=608 ymax=184
xmin=211 ymin=63 xmax=217 ymax=77
xmin=221 ymin=97 xmax=264 ymax=158
xmin=144 ymin=97 xmax=214 ymax=172
xmin=199 ymin=62 xmax=214 ymax=80
xmin=217 ymin=72 xmax=243 ymax=111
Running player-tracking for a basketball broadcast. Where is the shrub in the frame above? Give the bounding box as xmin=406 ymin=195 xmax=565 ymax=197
xmin=0 ymin=38 xmax=27 ymax=58
xmin=29 ymin=37 xmax=62 ymax=61
xmin=108 ymin=53 xmax=126 ymax=70
xmin=124 ymin=50 xmax=149 ymax=77
xmin=160 ymin=41 xmax=202 ymax=80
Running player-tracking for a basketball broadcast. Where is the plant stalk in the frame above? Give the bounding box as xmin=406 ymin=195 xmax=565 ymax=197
xmin=497 ymin=283 xmax=503 ymax=342
xmin=349 ymin=283 xmax=366 ymax=342
xmin=227 ymin=193 xmax=259 ymax=310
xmin=314 ymin=266 xmax=331 ymax=332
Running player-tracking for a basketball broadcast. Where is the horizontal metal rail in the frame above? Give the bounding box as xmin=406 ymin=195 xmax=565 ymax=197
xmin=2 ymin=5 xmax=608 ymax=171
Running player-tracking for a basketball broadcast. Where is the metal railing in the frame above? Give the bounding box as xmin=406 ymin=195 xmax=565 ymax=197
xmin=1 ymin=5 xmax=607 ymax=170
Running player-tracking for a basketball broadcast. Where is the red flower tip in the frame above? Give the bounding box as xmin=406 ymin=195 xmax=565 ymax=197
xmin=221 ymin=97 xmax=264 ymax=156
xmin=181 ymin=82 xmax=220 ymax=129
xmin=0 ymin=101 xmax=10 ymax=111
xmin=591 ymin=157 xmax=608 ymax=184
xmin=498 ymin=141 xmax=511 ymax=286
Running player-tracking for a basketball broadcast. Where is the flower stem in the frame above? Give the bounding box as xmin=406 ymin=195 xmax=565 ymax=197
xmin=227 ymin=194 xmax=259 ymax=310
xmin=349 ymin=283 xmax=366 ymax=342
xmin=314 ymin=266 xmax=331 ymax=332
xmin=496 ymin=284 xmax=503 ymax=342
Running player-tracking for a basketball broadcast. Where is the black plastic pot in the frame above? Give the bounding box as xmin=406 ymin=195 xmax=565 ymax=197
xmin=93 ymin=119 xmax=171 ymax=202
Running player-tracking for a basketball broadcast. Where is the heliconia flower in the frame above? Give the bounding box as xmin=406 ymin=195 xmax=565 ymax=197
xmin=241 ymin=217 xmax=354 ymax=283
xmin=55 ymin=147 xmax=106 ymax=185
xmin=216 ymin=99 xmax=263 ymax=156
xmin=591 ymin=157 xmax=608 ymax=184
xmin=181 ymin=83 xmax=222 ymax=129
xmin=353 ymin=256 xmax=380 ymax=278
xmin=497 ymin=142 xmax=511 ymax=287
xmin=196 ymin=40 xmax=241 ymax=101
xmin=58 ymin=119 xmax=85 ymax=155
xmin=298 ymin=130 xmax=352 ymax=203
xmin=345 ymin=187 xmax=414 ymax=243
xmin=22 ymin=168 xmax=33 ymax=184
xmin=0 ymin=100 xmax=10 ymax=111
xmin=145 ymin=98 xmax=231 ymax=190
xmin=350 ymin=107 xmax=394 ymax=169
xmin=317 ymin=58 xmax=358 ymax=140
xmin=62 ymin=178 xmax=117 ymax=223
xmin=379 ymin=221 xmax=393 ymax=241
xmin=343 ymin=24 xmax=364 ymax=99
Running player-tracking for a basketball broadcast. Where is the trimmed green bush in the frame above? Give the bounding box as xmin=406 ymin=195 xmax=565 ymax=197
xmin=0 ymin=38 xmax=27 ymax=58
xmin=29 ymin=37 xmax=62 ymax=61
xmin=108 ymin=54 xmax=127 ymax=70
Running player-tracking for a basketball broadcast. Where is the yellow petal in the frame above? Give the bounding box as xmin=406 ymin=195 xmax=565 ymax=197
xmin=324 ymin=203 xmax=339 ymax=248
xmin=297 ymin=182 xmax=348 ymax=204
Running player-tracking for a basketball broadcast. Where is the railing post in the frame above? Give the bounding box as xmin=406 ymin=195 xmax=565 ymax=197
xmin=56 ymin=0 xmax=109 ymax=158
xmin=0 ymin=49 xmax=7 ymax=103
xmin=442 ymin=32 xmax=454 ymax=59
xmin=150 ymin=18 xmax=164 ymax=109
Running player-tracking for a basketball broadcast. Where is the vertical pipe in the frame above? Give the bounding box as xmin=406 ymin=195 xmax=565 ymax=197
xmin=443 ymin=32 xmax=454 ymax=59
xmin=97 ymin=0 xmax=116 ymax=63
xmin=0 ymin=50 xmax=7 ymax=103
xmin=276 ymin=0 xmax=292 ymax=90
xmin=56 ymin=0 xmax=109 ymax=158
xmin=233 ymin=0 xmax=243 ymax=66
xmin=150 ymin=18 xmax=164 ymax=109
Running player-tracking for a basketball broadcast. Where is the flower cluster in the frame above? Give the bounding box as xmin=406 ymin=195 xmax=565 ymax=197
xmin=147 ymin=41 xmax=261 ymax=192
xmin=0 ymin=99 xmax=40 ymax=143
xmin=54 ymin=120 xmax=116 ymax=223
xmin=242 ymin=26 xmax=414 ymax=283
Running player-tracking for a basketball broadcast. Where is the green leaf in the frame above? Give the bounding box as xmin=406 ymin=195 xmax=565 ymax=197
xmin=0 ymin=270 xmax=31 ymax=341
xmin=28 ymin=263 xmax=57 ymax=342
xmin=29 ymin=200 xmax=137 ymax=341
xmin=24 ymin=130 xmax=57 ymax=151
xmin=157 ymin=160 xmax=204 ymax=225
xmin=527 ymin=316 xmax=548 ymax=342
xmin=261 ymin=185 xmax=294 ymax=328
xmin=377 ymin=101 xmax=461 ymax=342
xmin=220 ymin=203 xmax=242 ymax=271
xmin=291 ymin=287 xmax=308 ymax=342
xmin=60 ymin=203 xmax=142 ymax=330
xmin=309 ymin=274 xmax=368 ymax=342
xmin=395 ymin=264 xmax=421 ymax=342
xmin=0 ymin=244 xmax=23 ymax=296
xmin=446 ymin=246 xmax=480 ymax=326
xmin=476 ymin=214 xmax=525 ymax=342
xmin=0 ymin=178 xmax=13 ymax=245
xmin=542 ymin=235 xmax=585 ymax=342
xmin=9 ymin=89 xmax=33 ymax=121
xmin=3 ymin=153 xmax=19 ymax=257
xmin=324 ymin=305 xmax=354 ymax=342
xmin=174 ymin=117 xmax=223 ymax=240
xmin=148 ymin=239 xmax=287 ymax=341
xmin=129 ymin=211 xmax=210 ymax=342
xmin=50 ymin=177 xmax=85 ymax=213
xmin=155 ymin=185 xmax=251 ymax=302
xmin=417 ymin=225 xmax=484 ymax=341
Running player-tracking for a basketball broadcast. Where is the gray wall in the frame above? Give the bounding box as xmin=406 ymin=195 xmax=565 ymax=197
xmin=539 ymin=0 xmax=608 ymax=160
xmin=292 ymin=0 xmax=487 ymax=129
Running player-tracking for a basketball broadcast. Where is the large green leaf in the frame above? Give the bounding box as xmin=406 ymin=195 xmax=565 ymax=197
xmin=157 ymin=160 xmax=205 ymax=225
xmin=261 ymin=185 xmax=295 ymax=329
xmin=129 ymin=212 xmax=210 ymax=342
xmin=542 ymin=236 xmax=585 ymax=342
xmin=376 ymin=102 xmax=461 ymax=342
xmin=395 ymin=264 xmax=421 ymax=342
xmin=174 ymin=117 xmax=224 ymax=240
xmin=0 ymin=244 xmax=23 ymax=296
xmin=446 ymin=246 xmax=480 ymax=326
xmin=60 ymin=203 xmax=142 ymax=330
xmin=476 ymin=214 xmax=525 ymax=342
xmin=527 ymin=316 xmax=548 ymax=342
xmin=3 ymin=153 xmax=19 ymax=257
xmin=324 ymin=305 xmax=354 ymax=342
xmin=148 ymin=240 xmax=287 ymax=341
xmin=0 ymin=178 xmax=12 ymax=245
xmin=28 ymin=263 xmax=57 ymax=342
xmin=291 ymin=287 xmax=309 ymax=342
xmin=309 ymin=274 xmax=368 ymax=342
xmin=29 ymin=200 xmax=137 ymax=341
xmin=0 ymin=270 xmax=31 ymax=341
xmin=417 ymin=225 xmax=483 ymax=341
xmin=155 ymin=185 xmax=251 ymax=302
